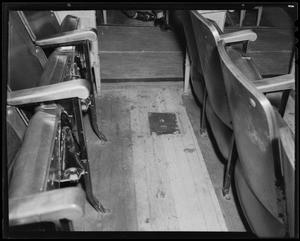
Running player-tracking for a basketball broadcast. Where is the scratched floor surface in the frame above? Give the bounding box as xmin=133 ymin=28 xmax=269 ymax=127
xmin=73 ymin=82 xmax=229 ymax=232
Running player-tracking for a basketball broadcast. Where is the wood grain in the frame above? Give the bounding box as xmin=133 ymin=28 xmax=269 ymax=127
xmin=76 ymin=83 xmax=228 ymax=231
xmin=97 ymin=25 xmax=184 ymax=81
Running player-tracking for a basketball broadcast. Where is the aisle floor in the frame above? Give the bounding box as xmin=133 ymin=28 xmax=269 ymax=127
xmin=74 ymin=82 xmax=246 ymax=232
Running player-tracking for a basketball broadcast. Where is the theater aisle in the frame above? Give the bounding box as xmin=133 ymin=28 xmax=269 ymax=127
xmin=74 ymin=82 xmax=232 ymax=232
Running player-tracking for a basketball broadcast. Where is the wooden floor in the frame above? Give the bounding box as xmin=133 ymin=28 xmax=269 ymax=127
xmin=98 ymin=7 xmax=294 ymax=82
xmin=74 ymin=83 xmax=228 ymax=231
xmin=98 ymin=25 xmax=184 ymax=82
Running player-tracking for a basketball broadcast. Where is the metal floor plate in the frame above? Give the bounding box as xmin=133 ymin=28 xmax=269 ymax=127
xmin=148 ymin=112 xmax=180 ymax=135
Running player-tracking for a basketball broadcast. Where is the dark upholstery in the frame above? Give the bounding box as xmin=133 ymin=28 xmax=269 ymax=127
xmin=59 ymin=15 xmax=80 ymax=32
xmin=9 ymin=110 xmax=59 ymax=198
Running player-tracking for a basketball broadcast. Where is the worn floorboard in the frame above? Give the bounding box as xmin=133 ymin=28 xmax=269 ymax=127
xmin=74 ymin=82 xmax=228 ymax=231
xmin=97 ymin=25 xmax=184 ymax=81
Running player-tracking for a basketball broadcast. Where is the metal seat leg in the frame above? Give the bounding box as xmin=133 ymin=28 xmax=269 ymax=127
xmin=72 ymin=98 xmax=109 ymax=214
xmin=222 ymin=136 xmax=237 ymax=199
xmin=89 ymin=94 xmax=108 ymax=143
xmin=200 ymin=89 xmax=207 ymax=136
xmin=82 ymin=40 xmax=108 ymax=143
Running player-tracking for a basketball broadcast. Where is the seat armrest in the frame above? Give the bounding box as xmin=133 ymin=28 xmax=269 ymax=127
xmin=34 ymin=28 xmax=97 ymax=47
xmin=9 ymin=186 xmax=85 ymax=226
xmin=253 ymin=74 xmax=295 ymax=93
xmin=7 ymin=79 xmax=91 ymax=106
xmin=220 ymin=30 xmax=257 ymax=44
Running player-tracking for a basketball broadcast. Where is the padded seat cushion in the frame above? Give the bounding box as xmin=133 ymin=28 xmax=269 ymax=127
xmin=38 ymin=49 xmax=76 ymax=86
xmin=59 ymin=15 xmax=80 ymax=33
xmin=9 ymin=110 xmax=59 ymax=198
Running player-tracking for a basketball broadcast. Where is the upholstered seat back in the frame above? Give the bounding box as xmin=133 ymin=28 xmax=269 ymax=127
xmin=22 ymin=11 xmax=60 ymax=40
xmin=8 ymin=11 xmax=46 ymax=90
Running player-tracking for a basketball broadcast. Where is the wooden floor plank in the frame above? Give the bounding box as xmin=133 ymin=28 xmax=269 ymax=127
xmin=98 ymin=25 xmax=183 ymax=52
xmin=160 ymin=88 xmax=227 ymax=231
xmin=134 ymin=88 xmax=178 ymax=231
xmin=129 ymin=88 xmax=152 ymax=231
xmin=149 ymin=88 xmax=191 ymax=231
xmin=148 ymin=88 xmax=180 ymax=231
xmin=78 ymin=83 xmax=228 ymax=231
xmin=76 ymin=89 xmax=139 ymax=231
xmin=156 ymin=89 xmax=208 ymax=231
xmin=171 ymin=89 xmax=228 ymax=231
xmin=99 ymin=52 xmax=184 ymax=80
xmin=97 ymin=25 xmax=184 ymax=81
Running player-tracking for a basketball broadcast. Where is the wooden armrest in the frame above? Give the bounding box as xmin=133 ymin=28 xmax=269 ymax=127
xmin=7 ymin=79 xmax=91 ymax=106
xmin=34 ymin=28 xmax=97 ymax=47
xmin=220 ymin=30 xmax=257 ymax=44
xmin=9 ymin=186 xmax=85 ymax=226
xmin=253 ymin=74 xmax=295 ymax=93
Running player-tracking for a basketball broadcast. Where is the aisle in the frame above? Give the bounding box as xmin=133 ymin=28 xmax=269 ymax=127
xmin=74 ymin=83 xmax=227 ymax=231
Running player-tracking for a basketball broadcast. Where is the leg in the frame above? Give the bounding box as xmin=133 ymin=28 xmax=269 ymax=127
xmin=255 ymin=6 xmax=263 ymax=26
xmin=102 ymin=10 xmax=107 ymax=24
xmin=184 ymin=48 xmax=191 ymax=95
xmin=200 ymin=89 xmax=207 ymax=136
xmin=222 ymin=135 xmax=237 ymax=199
xmin=122 ymin=10 xmax=155 ymax=21
xmin=121 ymin=10 xmax=138 ymax=18
xmin=89 ymin=94 xmax=108 ymax=143
xmin=72 ymin=98 xmax=108 ymax=213
xmin=165 ymin=10 xmax=169 ymax=24
xmin=153 ymin=10 xmax=172 ymax=31
xmin=239 ymin=10 xmax=246 ymax=27
xmin=83 ymin=41 xmax=108 ymax=143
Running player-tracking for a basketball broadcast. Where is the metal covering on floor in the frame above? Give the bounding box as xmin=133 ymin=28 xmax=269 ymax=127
xmin=148 ymin=112 xmax=180 ymax=135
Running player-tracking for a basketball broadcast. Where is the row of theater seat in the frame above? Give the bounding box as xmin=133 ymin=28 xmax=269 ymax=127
xmin=7 ymin=11 xmax=108 ymax=231
xmin=182 ymin=10 xmax=295 ymax=238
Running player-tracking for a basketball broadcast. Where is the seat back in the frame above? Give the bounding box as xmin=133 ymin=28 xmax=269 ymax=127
xmin=218 ymin=40 xmax=291 ymax=235
xmin=8 ymin=11 xmax=81 ymax=92
xmin=8 ymin=11 xmax=47 ymax=91
xmin=190 ymin=10 xmax=231 ymax=127
xmin=21 ymin=11 xmax=60 ymax=40
xmin=6 ymin=106 xmax=27 ymax=186
xmin=22 ymin=11 xmax=81 ymax=37
xmin=9 ymin=108 xmax=60 ymax=198
xmin=181 ymin=10 xmax=205 ymax=104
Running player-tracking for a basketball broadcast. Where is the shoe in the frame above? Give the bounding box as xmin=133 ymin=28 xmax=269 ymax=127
xmin=135 ymin=11 xmax=155 ymax=21
xmin=154 ymin=17 xmax=172 ymax=31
